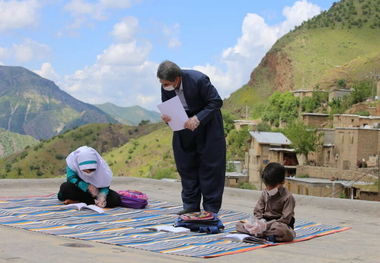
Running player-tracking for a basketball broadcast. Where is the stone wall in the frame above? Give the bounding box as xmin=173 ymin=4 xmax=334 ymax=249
xmin=360 ymin=191 xmax=380 ymax=201
xmin=285 ymin=180 xmax=344 ymax=198
xmin=296 ymin=165 xmax=376 ymax=182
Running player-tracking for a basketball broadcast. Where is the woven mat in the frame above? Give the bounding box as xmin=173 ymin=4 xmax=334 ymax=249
xmin=0 ymin=195 xmax=350 ymax=258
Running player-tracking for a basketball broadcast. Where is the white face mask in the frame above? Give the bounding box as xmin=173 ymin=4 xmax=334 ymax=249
xmin=163 ymin=85 xmax=175 ymax=91
xmin=82 ymin=171 xmax=96 ymax=176
xmin=267 ymin=187 xmax=278 ymax=196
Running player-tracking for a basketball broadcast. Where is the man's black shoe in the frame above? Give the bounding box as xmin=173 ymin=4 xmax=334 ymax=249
xmin=176 ymin=208 xmax=200 ymax=215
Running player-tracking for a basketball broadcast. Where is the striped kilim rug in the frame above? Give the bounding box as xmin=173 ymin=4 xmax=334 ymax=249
xmin=0 ymin=195 xmax=350 ymax=258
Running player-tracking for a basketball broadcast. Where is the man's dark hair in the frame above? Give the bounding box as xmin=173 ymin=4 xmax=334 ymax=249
xmin=261 ymin=162 xmax=285 ymax=187
xmin=157 ymin=60 xmax=181 ymax=81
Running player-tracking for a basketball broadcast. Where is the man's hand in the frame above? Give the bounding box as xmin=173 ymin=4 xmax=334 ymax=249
xmin=184 ymin=116 xmax=200 ymax=131
xmin=88 ymin=184 xmax=99 ymax=198
xmin=95 ymin=194 xmax=107 ymax=208
xmin=161 ymin=114 xmax=171 ymax=123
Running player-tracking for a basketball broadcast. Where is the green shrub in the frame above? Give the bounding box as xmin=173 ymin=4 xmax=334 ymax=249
xmin=152 ymin=167 xmax=176 ymax=180
xmin=238 ymin=182 xmax=256 ymax=190
xmin=55 ymin=154 xmax=65 ymax=160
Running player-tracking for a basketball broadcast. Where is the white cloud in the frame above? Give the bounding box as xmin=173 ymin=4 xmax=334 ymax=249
xmin=0 ymin=46 xmax=7 ymax=59
xmin=0 ymin=39 xmax=50 ymax=63
xmin=64 ymin=0 xmax=135 ymax=28
xmin=195 ymin=0 xmax=321 ymax=99
xmin=0 ymin=0 xmax=40 ymax=31
xmin=33 ymin=62 xmax=60 ymax=82
xmin=162 ymin=23 xmax=181 ymax=48
xmin=61 ymin=17 xmax=160 ymax=109
xmin=97 ymin=41 xmax=151 ymax=66
xmin=137 ymin=94 xmax=155 ymax=105
xmin=12 ymin=39 xmax=51 ymax=63
xmin=62 ymin=61 xmax=159 ymax=108
xmin=168 ymin=38 xmax=181 ymax=48
xmin=280 ymin=0 xmax=321 ymax=34
xmin=99 ymin=0 xmax=133 ymax=9
xmin=111 ymin=17 xmax=139 ymax=42
xmin=60 ymin=1 xmax=321 ymax=110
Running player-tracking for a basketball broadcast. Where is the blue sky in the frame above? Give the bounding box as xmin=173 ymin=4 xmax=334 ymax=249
xmin=0 ymin=0 xmax=336 ymax=110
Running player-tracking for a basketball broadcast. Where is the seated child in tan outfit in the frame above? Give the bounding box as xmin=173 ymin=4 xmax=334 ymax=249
xmin=236 ymin=162 xmax=296 ymax=242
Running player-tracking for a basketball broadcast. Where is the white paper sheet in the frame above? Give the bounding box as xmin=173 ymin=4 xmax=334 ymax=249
xmin=157 ymin=96 xmax=188 ymax=131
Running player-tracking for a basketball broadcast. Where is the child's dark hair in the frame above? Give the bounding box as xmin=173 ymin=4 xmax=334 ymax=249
xmin=261 ymin=162 xmax=285 ymax=187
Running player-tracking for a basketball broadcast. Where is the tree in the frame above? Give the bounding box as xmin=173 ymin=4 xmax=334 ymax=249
xmin=350 ymin=81 xmax=373 ymax=104
xmin=262 ymin=92 xmax=300 ymax=127
xmin=300 ymin=90 xmax=328 ymax=112
xmin=282 ymin=121 xmax=321 ymax=164
xmin=222 ymin=111 xmax=235 ymax=136
xmin=256 ymin=122 xmax=272 ymax=132
xmin=138 ymin=120 xmax=150 ymax=126
xmin=226 ymin=127 xmax=250 ymax=161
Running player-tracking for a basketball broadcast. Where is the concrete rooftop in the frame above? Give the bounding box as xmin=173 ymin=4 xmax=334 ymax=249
xmin=0 ymin=177 xmax=379 ymax=263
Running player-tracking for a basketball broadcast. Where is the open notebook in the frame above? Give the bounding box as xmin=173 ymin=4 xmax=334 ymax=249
xmin=146 ymin=225 xmax=190 ymax=233
xmin=65 ymin=203 xmax=104 ymax=213
xmin=223 ymin=233 xmax=270 ymax=244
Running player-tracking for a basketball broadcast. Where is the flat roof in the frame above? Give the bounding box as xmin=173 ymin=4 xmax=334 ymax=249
xmin=335 ymin=127 xmax=380 ymax=131
xmin=292 ymin=89 xmax=313 ymax=93
xmin=287 ymin=177 xmax=373 ymax=187
xmin=334 ymin=114 xmax=380 ymax=119
xmin=269 ymin=148 xmax=295 ymax=152
xmin=233 ymin=120 xmax=257 ymax=124
xmin=302 ymin=113 xmax=329 ymax=117
xmin=333 ymin=114 xmax=360 ymax=117
xmin=249 ymin=131 xmax=291 ymax=145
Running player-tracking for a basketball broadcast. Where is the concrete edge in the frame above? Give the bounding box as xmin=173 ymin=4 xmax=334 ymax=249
xmin=1 ymin=177 xmax=379 ymax=214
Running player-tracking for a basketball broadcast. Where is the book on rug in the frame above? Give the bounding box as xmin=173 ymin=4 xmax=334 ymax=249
xmin=146 ymin=225 xmax=190 ymax=233
xmin=65 ymin=203 xmax=104 ymax=214
xmin=223 ymin=233 xmax=251 ymax=241
xmin=223 ymin=233 xmax=270 ymax=244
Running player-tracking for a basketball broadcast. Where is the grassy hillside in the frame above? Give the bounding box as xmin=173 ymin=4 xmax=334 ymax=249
xmin=283 ymin=28 xmax=380 ymax=90
xmin=0 ymin=123 xmax=162 ymax=178
xmin=0 ymin=128 xmax=39 ymax=158
xmin=225 ymin=0 xmax=380 ymax=117
xmin=103 ymin=126 xmax=177 ymax=179
xmin=95 ymin=103 xmax=161 ymax=125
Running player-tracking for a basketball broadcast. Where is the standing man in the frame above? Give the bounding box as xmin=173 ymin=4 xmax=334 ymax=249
xmin=157 ymin=60 xmax=226 ymax=214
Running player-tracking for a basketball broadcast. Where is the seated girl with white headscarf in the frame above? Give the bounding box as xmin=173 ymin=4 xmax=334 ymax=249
xmin=57 ymin=146 xmax=121 ymax=208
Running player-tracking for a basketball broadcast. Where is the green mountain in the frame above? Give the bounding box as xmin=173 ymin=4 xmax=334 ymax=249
xmin=95 ymin=103 xmax=161 ymax=125
xmin=0 ymin=66 xmax=118 ymax=140
xmin=0 ymin=128 xmax=39 ymax=158
xmin=224 ymin=0 xmax=380 ymax=117
xmin=0 ymin=122 xmax=162 ymax=178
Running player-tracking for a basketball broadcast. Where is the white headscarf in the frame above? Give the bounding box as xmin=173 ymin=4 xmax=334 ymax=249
xmin=66 ymin=146 xmax=112 ymax=188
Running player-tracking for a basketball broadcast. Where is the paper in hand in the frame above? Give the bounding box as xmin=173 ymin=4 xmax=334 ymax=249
xmin=157 ymin=96 xmax=188 ymax=131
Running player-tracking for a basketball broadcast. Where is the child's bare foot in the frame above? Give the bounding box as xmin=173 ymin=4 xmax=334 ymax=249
xmin=63 ymin=199 xmax=79 ymax=205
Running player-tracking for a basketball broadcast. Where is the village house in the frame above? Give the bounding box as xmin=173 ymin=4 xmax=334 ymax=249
xmin=233 ymin=119 xmax=257 ymax=131
xmin=292 ymin=89 xmax=314 ymax=99
xmin=301 ymin=113 xmax=329 ymax=128
xmin=246 ymin=131 xmax=298 ymax=189
xmin=328 ymin=88 xmax=352 ymax=102
xmin=334 ymin=127 xmax=380 ymax=170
